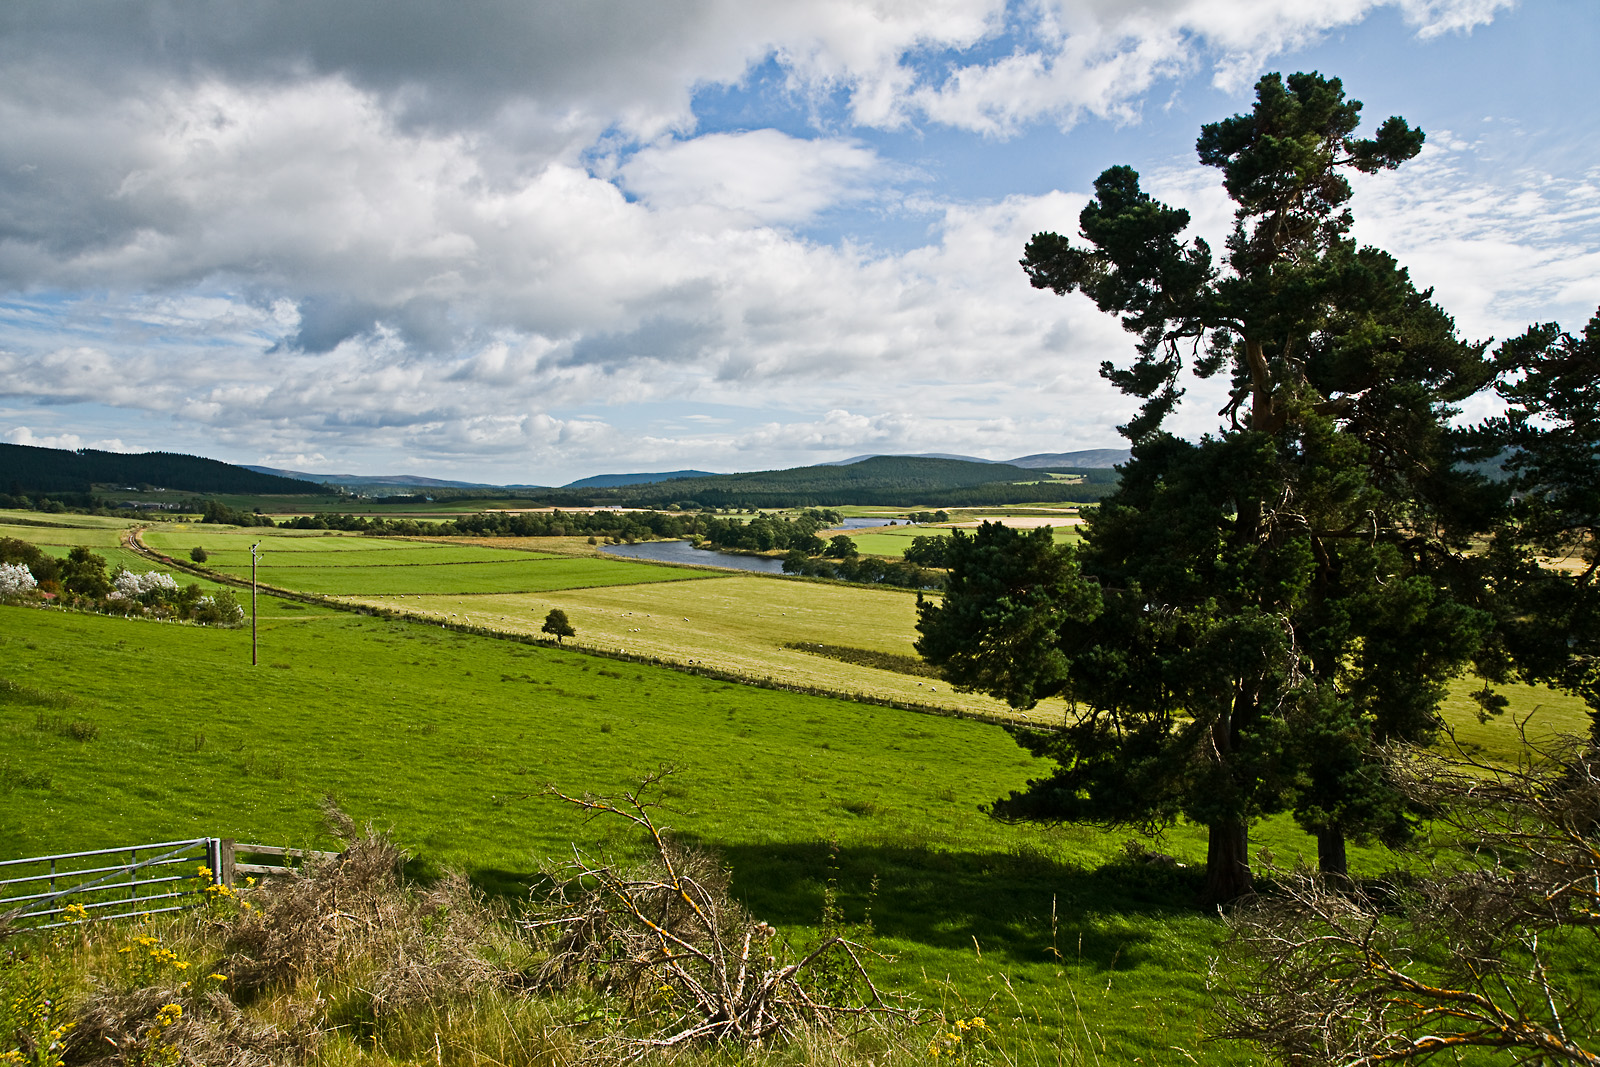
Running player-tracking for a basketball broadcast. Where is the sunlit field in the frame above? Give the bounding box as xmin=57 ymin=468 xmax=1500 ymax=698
xmin=848 ymin=522 xmax=1081 ymax=557
xmin=2 ymin=513 xmax=1593 ymax=1063
xmin=140 ymin=526 xmax=722 ymax=595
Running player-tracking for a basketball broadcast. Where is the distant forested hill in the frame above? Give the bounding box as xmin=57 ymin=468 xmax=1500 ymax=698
xmin=564 ymin=469 xmax=719 ymax=488
xmin=1 ymin=443 xmax=320 ymax=495
xmin=530 ymin=455 xmax=1115 ymax=508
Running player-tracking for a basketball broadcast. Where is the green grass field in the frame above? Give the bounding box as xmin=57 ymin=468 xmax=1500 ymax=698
xmin=362 ymin=576 xmax=1071 ymax=724
xmin=0 ymin=516 xmax=234 ymax=589
xmin=0 ymin=511 xmax=148 ymax=530
xmin=3 ymin=516 xmax=1594 ymax=1063
xmin=3 ymin=600 xmax=1587 ymax=1063
xmin=139 ymin=525 xmax=723 ymax=595
xmin=239 ymin=558 xmax=714 ymax=596
xmin=848 ymin=522 xmax=1080 ymax=557
xmin=0 ymin=601 xmax=1242 ymax=1062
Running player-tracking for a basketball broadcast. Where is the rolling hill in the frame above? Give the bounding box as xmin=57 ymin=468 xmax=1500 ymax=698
xmin=2 ymin=443 xmax=321 ymax=496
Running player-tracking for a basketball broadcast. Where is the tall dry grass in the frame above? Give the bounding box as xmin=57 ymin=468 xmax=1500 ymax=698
xmin=1 ymin=809 xmax=955 ymax=1067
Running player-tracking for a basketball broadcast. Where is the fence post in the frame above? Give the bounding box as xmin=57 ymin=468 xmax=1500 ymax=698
xmin=219 ymin=839 xmax=236 ymax=887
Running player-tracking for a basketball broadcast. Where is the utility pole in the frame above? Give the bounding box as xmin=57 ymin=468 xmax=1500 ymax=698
xmin=250 ymin=541 xmax=261 ymax=666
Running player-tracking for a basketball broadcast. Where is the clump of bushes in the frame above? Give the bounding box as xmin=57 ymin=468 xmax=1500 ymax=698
xmin=1 ymin=798 xmax=918 ymax=1067
xmin=0 ymin=548 xmax=246 ymax=627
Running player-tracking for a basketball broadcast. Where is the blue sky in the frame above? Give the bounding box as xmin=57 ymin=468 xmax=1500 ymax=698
xmin=1 ymin=0 xmax=1596 ymax=484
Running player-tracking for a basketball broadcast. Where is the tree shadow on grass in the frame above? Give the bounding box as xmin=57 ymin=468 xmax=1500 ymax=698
xmin=704 ymin=834 xmax=1205 ymax=973
xmin=466 ymin=837 xmax=1203 ymax=972
xmin=461 ymin=829 xmax=1209 ymax=974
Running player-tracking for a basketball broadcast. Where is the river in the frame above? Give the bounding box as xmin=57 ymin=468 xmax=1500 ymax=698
xmin=598 ymin=540 xmax=789 ymax=574
xmin=597 ymin=518 xmax=916 ymax=574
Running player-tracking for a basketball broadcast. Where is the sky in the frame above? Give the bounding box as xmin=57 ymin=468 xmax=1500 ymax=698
xmin=1 ymin=1 xmax=1596 ymax=485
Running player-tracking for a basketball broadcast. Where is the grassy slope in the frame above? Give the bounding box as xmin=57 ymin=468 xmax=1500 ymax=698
xmin=1 ymin=601 xmax=1240 ymax=1062
xmin=3 ymin=515 xmax=1593 ymax=1063
xmin=4 ymin=602 xmax=1585 ymax=1063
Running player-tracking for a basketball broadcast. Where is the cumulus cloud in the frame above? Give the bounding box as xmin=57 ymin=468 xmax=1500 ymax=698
xmin=0 ymin=0 xmax=1562 ymax=480
xmin=903 ymin=0 xmax=1514 ymax=134
xmin=1351 ymin=150 xmax=1600 ymax=341
xmin=619 ymin=130 xmax=886 ymax=224
xmin=4 ymin=426 xmax=131 ymax=452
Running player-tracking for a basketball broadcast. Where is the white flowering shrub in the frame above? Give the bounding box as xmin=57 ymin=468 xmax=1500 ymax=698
xmin=0 ymin=562 xmax=37 ymax=595
xmin=194 ymin=590 xmax=245 ymax=626
xmin=112 ymin=569 xmax=180 ymax=601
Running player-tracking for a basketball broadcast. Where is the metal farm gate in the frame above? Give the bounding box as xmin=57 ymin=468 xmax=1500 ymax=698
xmin=0 ymin=838 xmax=221 ymax=930
xmin=0 ymin=838 xmax=339 ymax=931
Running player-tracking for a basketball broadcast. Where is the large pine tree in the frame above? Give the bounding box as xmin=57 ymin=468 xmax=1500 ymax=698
xmin=917 ymin=73 xmax=1501 ymax=901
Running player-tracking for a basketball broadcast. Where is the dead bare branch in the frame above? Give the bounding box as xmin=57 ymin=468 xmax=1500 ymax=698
xmin=524 ymin=772 xmax=912 ymax=1056
xmin=1213 ymin=737 xmax=1600 ymax=1066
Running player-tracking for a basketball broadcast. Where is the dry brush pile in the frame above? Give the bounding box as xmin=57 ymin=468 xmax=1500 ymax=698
xmin=527 ymin=774 xmax=910 ymax=1058
xmin=3 ymin=792 xmax=914 ymax=1066
xmin=1215 ymin=739 xmax=1600 ymax=1066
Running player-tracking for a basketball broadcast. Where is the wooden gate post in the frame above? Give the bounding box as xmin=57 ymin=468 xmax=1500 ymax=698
xmin=218 ymin=839 xmax=236 ymax=887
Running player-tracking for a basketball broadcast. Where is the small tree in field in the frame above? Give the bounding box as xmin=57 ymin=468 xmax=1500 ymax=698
xmin=542 ymin=608 xmax=575 ymax=645
xmin=190 ymin=545 xmax=208 ymax=563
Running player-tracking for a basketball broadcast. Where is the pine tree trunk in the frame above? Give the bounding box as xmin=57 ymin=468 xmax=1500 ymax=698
xmin=1317 ymin=824 xmax=1349 ymax=881
xmin=1203 ymin=819 xmax=1253 ymax=904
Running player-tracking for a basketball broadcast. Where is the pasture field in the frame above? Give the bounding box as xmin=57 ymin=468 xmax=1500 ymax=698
xmin=847 ymin=523 xmax=1079 ymax=557
xmin=1 ymin=601 xmax=1586 ymax=1063
xmin=143 ymin=527 xmax=546 ymax=560
xmin=352 ymin=576 xmax=1072 ymax=725
xmin=0 ymin=510 xmax=150 ymax=531
xmin=1 ymin=521 xmax=126 ymax=547
xmin=0 ymin=515 xmax=233 ymax=588
xmin=2 ymin=600 xmax=1252 ymax=1063
xmin=233 ymin=558 xmax=708 ymax=596
xmin=140 ymin=525 xmax=722 ymax=596
xmin=2 ymin=513 xmax=1594 ymax=1063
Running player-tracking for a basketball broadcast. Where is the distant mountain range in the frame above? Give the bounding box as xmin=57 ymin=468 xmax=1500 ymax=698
xmin=563 ymin=470 xmax=719 ymax=489
xmin=241 ymin=449 xmax=1128 ymax=492
xmin=1005 ymin=449 xmax=1131 ymax=469
xmin=828 ymin=448 xmax=1130 ymax=471
xmin=5 ymin=440 xmax=1129 ymax=502
xmin=239 ymin=465 xmax=533 ymax=490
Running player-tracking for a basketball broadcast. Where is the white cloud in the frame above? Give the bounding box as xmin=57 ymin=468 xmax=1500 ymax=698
xmin=620 ymin=130 xmax=885 ymax=225
xmin=0 ymin=0 xmax=1568 ymax=481
xmin=902 ymin=0 xmax=1515 ymax=135
xmin=0 ymin=159 xmax=1144 ymax=480
xmin=1351 ymin=147 xmax=1600 ymax=342
xmin=4 ymin=426 xmax=131 ymax=452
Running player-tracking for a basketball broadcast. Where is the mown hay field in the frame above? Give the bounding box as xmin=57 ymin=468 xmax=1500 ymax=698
xmin=847 ymin=522 xmax=1080 ymax=557
xmin=357 ymin=576 xmax=1070 ymax=725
